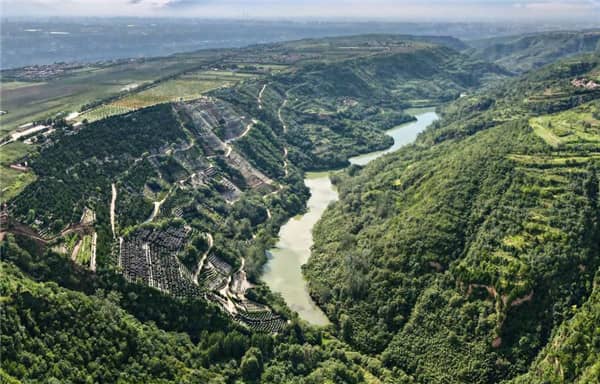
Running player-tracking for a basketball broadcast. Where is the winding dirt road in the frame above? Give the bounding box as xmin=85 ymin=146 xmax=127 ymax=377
xmin=258 ymin=84 xmax=267 ymax=110
xmin=193 ymin=233 xmax=214 ymax=284
xmin=110 ymin=183 xmax=117 ymax=239
xmin=278 ymin=98 xmax=288 ymax=133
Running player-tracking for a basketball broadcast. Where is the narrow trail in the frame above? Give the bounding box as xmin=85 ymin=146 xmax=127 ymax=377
xmin=277 ymin=98 xmax=290 ymax=177
xmin=10 ymin=222 xmax=92 ymax=245
xmin=257 ymin=84 xmax=267 ymax=110
xmin=223 ymin=119 xmax=257 ymax=158
xmin=237 ymin=119 xmax=257 ymax=140
xmin=277 ymin=98 xmax=288 ymax=133
xmin=232 ymin=256 xmax=254 ymax=299
xmin=193 ymin=233 xmax=214 ymax=284
xmin=219 ymin=275 xmax=237 ymax=314
xmin=283 ymin=147 xmax=289 ymax=177
xmin=90 ymin=232 xmax=97 ymax=272
xmin=110 ymin=183 xmax=117 ymax=239
xmin=71 ymin=240 xmax=82 ymax=261
xmin=146 ymin=195 xmax=169 ymax=223
xmin=118 ymin=237 xmax=124 ymax=269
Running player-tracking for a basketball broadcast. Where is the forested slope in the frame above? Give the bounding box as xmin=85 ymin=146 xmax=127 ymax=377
xmin=468 ymin=30 xmax=600 ymax=73
xmin=305 ymin=54 xmax=600 ymax=383
xmin=1 ymin=36 xmax=507 ymax=383
xmin=213 ymin=43 xmax=507 ymax=170
xmin=0 ymin=245 xmax=389 ymax=384
xmin=2 ymin=35 xmax=598 ymax=384
xmin=511 ymin=271 xmax=600 ymax=383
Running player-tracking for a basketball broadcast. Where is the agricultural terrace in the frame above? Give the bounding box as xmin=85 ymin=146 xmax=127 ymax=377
xmin=530 ymin=100 xmax=600 ymax=149
xmin=78 ymin=70 xmax=257 ymax=122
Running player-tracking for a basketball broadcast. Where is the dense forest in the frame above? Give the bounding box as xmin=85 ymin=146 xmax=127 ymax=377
xmin=305 ymin=54 xmax=600 ymax=382
xmin=1 ymin=33 xmax=599 ymax=383
xmin=1 ymin=239 xmax=391 ymax=383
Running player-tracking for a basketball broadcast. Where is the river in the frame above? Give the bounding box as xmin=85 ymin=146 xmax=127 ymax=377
xmin=263 ymin=109 xmax=439 ymax=325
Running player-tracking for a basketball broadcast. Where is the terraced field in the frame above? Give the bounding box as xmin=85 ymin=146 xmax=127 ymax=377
xmin=78 ymin=70 xmax=256 ymax=122
xmin=530 ymin=100 xmax=600 ymax=149
xmin=75 ymin=234 xmax=93 ymax=265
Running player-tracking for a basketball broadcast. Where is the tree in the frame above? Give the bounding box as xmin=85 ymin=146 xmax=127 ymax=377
xmin=241 ymin=348 xmax=263 ymax=381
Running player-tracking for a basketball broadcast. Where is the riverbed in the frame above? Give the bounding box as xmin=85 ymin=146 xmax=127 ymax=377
xmin=263 ymin=109 xmax=439 ymax=325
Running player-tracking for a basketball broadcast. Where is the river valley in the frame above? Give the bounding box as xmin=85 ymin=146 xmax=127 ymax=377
xmin=263 ymin=109 xmax=439 ymax=324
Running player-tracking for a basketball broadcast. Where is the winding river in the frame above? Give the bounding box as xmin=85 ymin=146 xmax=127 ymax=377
xmin=263 ymin=109 xmax=439 ymax=325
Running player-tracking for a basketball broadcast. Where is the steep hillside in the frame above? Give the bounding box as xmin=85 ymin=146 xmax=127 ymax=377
xmin=214 ymin=43 xmax=507 ymax=169
xmin=510 ymin=272 xmax=600 ymax=383
xmin=3 ymin=34 xmax=592 ymax=384
xmin=0 ymin=35 xmax=507 ymax=383
xmin=4 ymin=37 xmax=504 ymax=331
xmin=0 ymin=253 xmax=393 ymax=384
xmin=305 ymin=54 xmax=600 ymax=382
xmin=469 ymin=30 xmax=600 ymax=73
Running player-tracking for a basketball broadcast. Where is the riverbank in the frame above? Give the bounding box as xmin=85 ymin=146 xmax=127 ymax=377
xmin=263 ymin=109 xmax=439 ymax=325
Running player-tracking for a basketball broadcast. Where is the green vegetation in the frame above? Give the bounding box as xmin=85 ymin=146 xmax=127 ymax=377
xmin=78 ymin=69 xmax=255 ymax=122
xmin=306 ymin=54 xmax=600 ymax=382
xmin=510 ymin=272 xmax=600 ymax=384
xmin=76 ymin=235 xmax=93 ymax=265
xmin=0 ymin=56 xmax=213 ymax=134
xmin=468 ymin=30 xmax=600 ymax=73
xmin=2 ymin=33 xmax=599 ymax=384
xmin=10 ymin=104 xmax=187 ymax=231
xmin=0 ymin=141 xmax=36 ymax=203
xmin=215 ymin=42 xmax=507 ymax=170
xmin=1 ymin=237 xmax=402 ymax=384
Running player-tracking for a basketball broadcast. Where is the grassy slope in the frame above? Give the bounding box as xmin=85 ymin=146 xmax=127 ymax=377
xmin=0 ymin=56 xmax=213 ymax=135
xmin=0 ymin=262 xmax=222 ymax=383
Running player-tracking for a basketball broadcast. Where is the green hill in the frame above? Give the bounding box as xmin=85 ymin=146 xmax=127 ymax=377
xmin=305 ymin=53 xmax=600 ymax=382
xmin=1 ymin=35 xmax=506 ymax=384
xmin=214 ymin=42 xmax=507 ymax=170
xmin=468 ymin=31 xmax=600 ymax=73
xmin=2 ymin=34 xmax=598 ymax=384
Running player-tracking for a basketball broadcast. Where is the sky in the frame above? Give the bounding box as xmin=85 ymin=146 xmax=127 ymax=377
xmin=1 ymin=0 xmax=600 ymax=21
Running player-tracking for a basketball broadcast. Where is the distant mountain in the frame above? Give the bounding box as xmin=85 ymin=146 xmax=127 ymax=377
xmin=0 ymin=18 xmax=588 ymax=69
xmin=468 ymin=30 xmax=600 ymax=73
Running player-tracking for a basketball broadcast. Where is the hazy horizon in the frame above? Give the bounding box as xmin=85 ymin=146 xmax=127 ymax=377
xmin=2 ymin=1 xmax=600 ymax=22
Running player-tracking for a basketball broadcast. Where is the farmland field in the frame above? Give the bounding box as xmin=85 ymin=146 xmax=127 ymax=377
xmin=0 ymin=167 xmax=36 ymax=203
xmin=0 ymin=141 xmax=30 ymax=164
xmin=0 ymin=55 xmax=220 ymax=135
xmin=0 ymin=81 xmax=46 ymax=91
xmin=0 ymin=141 xmax=36 ymax=202
xmin=78 ymin=70 xmax=256 ymax=122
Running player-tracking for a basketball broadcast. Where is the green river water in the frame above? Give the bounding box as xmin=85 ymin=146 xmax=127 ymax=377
xmin=263 ymin=110 xmax=439 ymax=325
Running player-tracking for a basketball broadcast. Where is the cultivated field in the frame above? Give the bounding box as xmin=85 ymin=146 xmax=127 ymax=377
xmin=0 ymin=55 xmax=217 ymax=135
xmin=0 ymin=141 xmax=35 ymax=203
xmin=78 ymin=70 xmax=256 ymax=122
